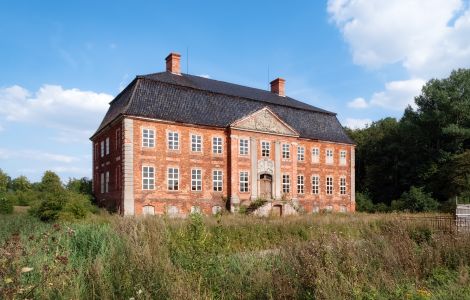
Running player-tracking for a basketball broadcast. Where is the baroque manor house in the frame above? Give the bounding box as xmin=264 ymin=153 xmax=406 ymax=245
xmin=91 ymin=52 xmax=355 ymax=216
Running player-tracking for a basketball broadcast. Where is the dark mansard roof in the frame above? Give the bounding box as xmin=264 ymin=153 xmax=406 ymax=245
xmin=92 ymin=72 xmax=353 ymax=144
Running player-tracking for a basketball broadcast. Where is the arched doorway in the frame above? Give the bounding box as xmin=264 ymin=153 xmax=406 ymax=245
xmin=259 ymin=174 xmax=272 ymax=199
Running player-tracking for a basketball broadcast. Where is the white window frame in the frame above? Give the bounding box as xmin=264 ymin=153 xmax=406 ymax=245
xmin=297 ymin=146 xmax=305 ymax=161
xmin=261 ymin=141 xmax=270 ymax=157
xmin=191 ymin=134 xmax=202 ymax=153
xmin=297 ymin=175 xmax=304 ymax=194
xmin=191 ymin=168 xmax=202 ymax=191
xmin=105 ymin=138 xmax=110 ymax=155
xmin=239 ymin=171 xmax=249 ymax=192
xmin=100 ymin=173 xmax=104 ymax=193
xmin=326 ymin=176 xmax=333 ymax=195
xmin=100 ymin=141 xmax=105 ymax=157
xmin=143 ymin=205 xmax=155 ymax=215
xmin=312 ymin=147 xmax=320 ymax=163
xmin=167 ymin=167 xmax=179 ymax=191
xmin=212 ymin=136 xmax=223 ymax=154
xmin=326 ymin=149 xmax=334 ymax=164
xmin=340 ymin=177 xmax=347 ymax=195
xmin=142 ymin=128 xmax=155 ymax=148
xmin=282 ymin=174 xmax=290 ymax=194
xmin=168 ymin=131 xmax=179 ymax=150
xmin=282 ymin=143 xmax=290 ymax=159
xmin=239 ymin=138 xmax=249 ymax=156
xmin=340 ymin=150 xmax=347 ymax=165
xmin=142 ymin=166 xmax=155 ymax=190
xmin=213 ymin=170 xmax=223 ymax=192
xmin=312 ymin=175 xmax=319 ymax=195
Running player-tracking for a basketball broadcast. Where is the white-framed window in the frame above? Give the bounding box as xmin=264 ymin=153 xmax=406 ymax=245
xmin=191 ymin=169 xmax=202 ymax=191
xmin=312 ymin=175 xmax=319 ymax=194
xmin=282 ymin=144 xmax=290 ymax=159
xmin=213 ymin=170 xmax=223 ymax=192
xmin=261 ymin=141 xmax=270 ymax=157
xmin=100 ymin=141 xmax=105 ymax=157
xmin=326 ymin=149 xmax=334 ymax=164
xmin=312 ymin=147 xmax=320 ymax=163
xmin=105 ymin=171 xmax=109 ymax=193
xmin=212 ymin=206 xmax=222 ymax=215
xmin=212 ymin=137 xmax=223 ymax=154
xmin=313 ymin=206 xmax=320 ymax=213
xmin=325 ymin=205 xmax=333 ymax=212
xmin=282 ymin=174 xmax=290 ymax=193
xmin=297 ymin=175 xmax=304 ymax=194
xmin=339 ymin=205 xmax=347 ymax=213
xmin=168 ymin=131 xmax=179 ymax=150
xmin=115 ymin=128 xmax=121 ymax=151
xmin=94 ymin=144 xmax=99 ymax=161
xmin=105 ymin=138 xmax=110 ymax=155
xmin=142 ymin=128 xmax=155 ymax=148
xmin=297 ymin=146 xmax=305 ymax=161
xmin=239 ymin=171 xmax=249 ymax=192
xmin=340 ymin=177 xmax=347 ymax=195
xmin=168 ymin=168 xmax=179 ymax=191
xmin=143 ymin=205 xmax=155 ymax=215
xmin=190 ymin=206 xmax=201 ymax=214
xmin=239 ymin=139 xmax=249 ymax=155
xmin=340 ymin=150 xmax=347 ymax=165
xmin=326 ymin=176 xmax=333 ymax=195
xmin=142 ymin=166 xmax=155 ymax=190
xmin=191 ymin=134 xmax=202 ymax=152
xmin=100 ymin=173 xmax=104 ymax=193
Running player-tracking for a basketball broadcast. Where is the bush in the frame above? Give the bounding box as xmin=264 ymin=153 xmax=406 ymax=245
xmin=0 ymin=194 xmax=13 ymax=214
xmin=399 ymin=186 xmax=439 ymax=212
xmin=58 ymin=193 xmax=95 ymax=221
xmin=356 ymin=192 xmax=374 ymax=212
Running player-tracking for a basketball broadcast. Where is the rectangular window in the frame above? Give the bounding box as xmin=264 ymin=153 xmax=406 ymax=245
xmin=282 ymin=174 xmax=290 ymax=193
xmin=312 ymin=175 xmax=319 ymax=195
xmin=282 ymin=144 xmax=290 ymax=159
xmin=297 ymin=175 xmax=304 ymax=194
xmin=116 ymin=166 xmax=121 ymax=191
xmin=142 ymin=129 xmax=155 ymax=148
xmin=239 ymin=171 xmax=249 ymax=192
xmin=340 ymin=177 xmax=347 ymax=195
xmin=100 ymin=141 xmax=105 ymax=157
xmin=326 ymin=176 xmax=333 ymax=195
xmin=312 ymin=148 xmax=320 ymax=163
xmin=191 ymin=134 xmax=202 ymax=152
xmin=191 ymin=169 xmax=202 ymax=191
xmin=340 ymin=150 xmax=347 ymax=165
xmin=106 ymin=138 xmax=110 ymax=155
xmin=297 ymin=146 xmax=305 ymax=161
xmin=326 ymin=149 xmax=334 ymax=164
xmin=116 ymin=129 xmax=121 ymax=152
xmin=142 ymin=166 xmax=155 ymax=190
xmin=168 ymin=132 xmax=179 ymax=150
xmin=100 ymin=173 xmax=104 ymax=193
xmin=239 ymin=139 xmax=249 ymax=155
xmin=261 ymin=141 xmax=270 ymax=157
xmin=105 ymin=171 xmax=109 ymax=193
xmin=94 ymin=144 xmax=99 ymax=161
xmin=213 ymin=170 xmax=223 ymax=192
xmin=168 ymin=168 xmax=179 ymax=191
xmin=212 ymin=137 xmax=223 ymax=154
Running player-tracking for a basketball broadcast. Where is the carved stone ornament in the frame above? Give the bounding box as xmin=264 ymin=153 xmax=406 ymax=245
xmin=257 ymin=158 xmax=274 ymax=175
xmin=231 ymin=108 xmax=298 ymax=136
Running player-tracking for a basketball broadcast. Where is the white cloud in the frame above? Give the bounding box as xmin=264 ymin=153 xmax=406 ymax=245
xmin=198 ymin=74 xmax=211 ymax=79
xmin=0 ymin=84 xmax=113 ymax=141
xmin=0 ymin=148 xmax=78 ymax=163
xmin=343 ymin=118 xmax=372 ymax=129
xmin=328 ymin=0 xmax=470 ymax=112
xmin=347 ymin=97 xmax=368 ymax=108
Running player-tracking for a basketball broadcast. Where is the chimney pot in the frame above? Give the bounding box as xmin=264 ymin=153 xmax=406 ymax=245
xmin=270 ymin=78 xmax=286 ymax=97
xmin=165 ymin=52 xmax=181 ymax=75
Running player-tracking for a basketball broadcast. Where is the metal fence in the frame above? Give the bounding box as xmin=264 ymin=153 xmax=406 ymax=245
xmin=401 ymin=215 xmax=470 ymax=233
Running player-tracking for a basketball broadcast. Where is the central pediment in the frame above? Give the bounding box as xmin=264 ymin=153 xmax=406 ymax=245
xmin=230 ymin=107 xmax=299 ymax=136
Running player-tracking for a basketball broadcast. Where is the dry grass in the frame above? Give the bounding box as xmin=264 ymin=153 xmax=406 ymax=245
xmin=1 ymin=212 xmax=470 ymax=299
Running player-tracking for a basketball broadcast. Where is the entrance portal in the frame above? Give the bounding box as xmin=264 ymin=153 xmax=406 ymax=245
xmin=272 ymin=204 xmax=282 ymax=217
xmin=259 ymin=174 xmax=272 ymax=199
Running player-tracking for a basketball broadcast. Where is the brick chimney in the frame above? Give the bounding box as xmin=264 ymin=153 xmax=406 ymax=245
xmin=270 ymin=78 xmax=285 ymax=97
xmin=165 ymin=52 xmax=181 ymax=75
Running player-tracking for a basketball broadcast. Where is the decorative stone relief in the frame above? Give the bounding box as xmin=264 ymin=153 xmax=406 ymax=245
xmin=232 ymin=108 xmax=298 ymax=136
xmin=257 ymin=158 xmax=274 ymax=175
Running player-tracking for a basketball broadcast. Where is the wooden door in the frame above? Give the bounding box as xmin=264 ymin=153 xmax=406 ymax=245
xmin=260 ymin=174 xmax=272 ymax=199
xmin=272 ymin=205 xmax=282 ymax=217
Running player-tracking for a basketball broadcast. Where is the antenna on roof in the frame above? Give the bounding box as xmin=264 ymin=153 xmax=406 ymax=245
xmin=267 ymin=65 xmax=270 ymax=89
xmin=186 ymin=47 xmax=189 ymax=74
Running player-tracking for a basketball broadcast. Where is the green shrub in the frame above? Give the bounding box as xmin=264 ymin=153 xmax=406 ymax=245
xmin=0 ymin=194 xmax=13 ymax=214
xmin=58 ymin=193 xmax=95 ymax=221
xmin=356 ymin=192 xmax=374 ymax=212
xmin=399 ymin=186 xmax=439 ymax=212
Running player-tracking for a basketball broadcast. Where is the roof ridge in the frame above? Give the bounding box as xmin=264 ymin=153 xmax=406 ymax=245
xmin=137 ymin=73 xmax=336 ymax=116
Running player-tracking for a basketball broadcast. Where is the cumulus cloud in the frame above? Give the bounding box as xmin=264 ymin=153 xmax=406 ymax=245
xmin=328 ymin=0 xmax=470 ymax=111
xmin=0 ymin=148 xmax=78 ymax=163
xmin=343 ymin=118 xmax=372 ymax=129
xmin=347 ymin=97 xmax=368 ymax=108
xmin=0 ymin=84 xmax=112 ymax=141
xmin=369 ymin=78 xmax=426 ymax=110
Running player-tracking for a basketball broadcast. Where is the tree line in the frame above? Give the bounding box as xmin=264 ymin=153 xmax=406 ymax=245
xmin=347 ymin=69 xmax=470 ymax=212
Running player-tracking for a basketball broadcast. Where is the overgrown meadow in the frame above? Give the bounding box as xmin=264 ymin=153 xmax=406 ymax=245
xmin=1 ymin=211 xmax=470 ymax=299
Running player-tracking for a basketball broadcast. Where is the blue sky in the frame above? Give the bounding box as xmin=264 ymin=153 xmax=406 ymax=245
xmin=1 ymin=0 xmax=470 ymax=182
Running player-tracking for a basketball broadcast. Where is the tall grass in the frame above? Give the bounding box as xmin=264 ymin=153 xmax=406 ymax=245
xmin=1 ymin=212 xmax=469 ymax=299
